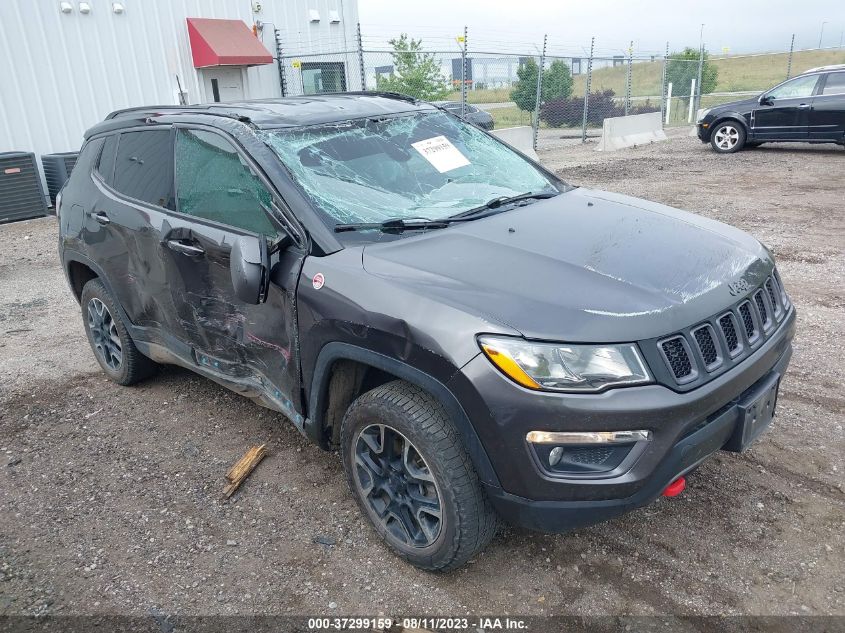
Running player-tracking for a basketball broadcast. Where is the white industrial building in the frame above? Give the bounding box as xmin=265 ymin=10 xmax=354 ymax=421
xmin=0 ymin=0 xmax=361 ymax=160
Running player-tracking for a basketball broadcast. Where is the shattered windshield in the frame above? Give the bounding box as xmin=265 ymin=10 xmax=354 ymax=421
xmin=260 ymin=111 xmax=561 ymax=227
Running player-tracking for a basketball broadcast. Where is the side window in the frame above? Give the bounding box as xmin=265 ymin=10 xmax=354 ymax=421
xmin=96 ymin=134 xmax=118 ymax=185
xmin=822 ymin=72 xmax=845 ymax=96
xmin=767 ymin=75 xmax=819 ymax=100
xmin=113 ymin=130 xmax=175 ymax=209
xmin=174 ymin=128 xmax=277 ymax=236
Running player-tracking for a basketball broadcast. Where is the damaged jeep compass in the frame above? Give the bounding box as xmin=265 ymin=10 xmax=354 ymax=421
xmin=58 ymin=94 xmax=795 ymax=571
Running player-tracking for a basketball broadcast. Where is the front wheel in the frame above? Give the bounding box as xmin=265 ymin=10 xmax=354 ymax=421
xmin=710 ymin=121 xmax=746 ymax=153
xmin=340 ymin=381 xmax=498 ymax=571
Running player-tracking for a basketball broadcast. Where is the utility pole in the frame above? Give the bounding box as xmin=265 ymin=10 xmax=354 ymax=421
xmin=786 ymin=34 xmax=795 ymax=79
xmin=274 ymin=28 xmax=287 ymax=97
xmin=356 ymin=22 xmax=366 ymax=91
xmin=624 ymin=40 xmax=633 ymax=116
xmin=582 ymin=36 xmax=594 ymax=143
xmin=660 ymin=41 xmax=669 ymax=126
xmin=695 ymin=25 xmax=705 ymax=115
xmin=460 ymin=26 xmax=468 ymax=119
xmin=819 ymin=20 xmax=828 ymax=48
xmin=532 ymin=34 xmax=547 ymax=151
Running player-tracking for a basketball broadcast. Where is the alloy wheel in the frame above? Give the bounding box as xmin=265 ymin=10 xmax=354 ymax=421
xmin=714 ymin=125 xmax=740 ymax=150
xmin=353 ymin=424 xmax=443 ymax=548
xmin=87 ymin=298 xmax=122 ymax=370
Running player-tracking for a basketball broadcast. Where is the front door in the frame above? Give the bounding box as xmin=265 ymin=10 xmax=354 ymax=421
xmin=161 ymin=125 xmax=307 ymax=422
xmin=201 ymin=67 xmax=245 ymax=103
xmin=752 ymin=74 xmax=820 ymax=140
xmin=809 ymin=71 xmax=845 ymax=141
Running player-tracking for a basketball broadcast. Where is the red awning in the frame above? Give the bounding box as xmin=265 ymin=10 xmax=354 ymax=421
xmin=186 ymin=18 xmax=273 ymax=68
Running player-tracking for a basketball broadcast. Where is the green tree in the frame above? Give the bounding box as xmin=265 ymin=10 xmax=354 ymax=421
xmin=665 ymin=47 xmax=719 ymax=96
xmin=375 ymin=34 xmax=452 ymax=100
xmin=510 ymin=58 xmax=574 ymax=112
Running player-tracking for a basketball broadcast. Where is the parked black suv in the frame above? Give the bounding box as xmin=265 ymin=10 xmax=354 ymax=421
xmin=58 ymin=93 xmax=795 ymax=571
xmin=698 ymin=64 xmax=845 ymax=153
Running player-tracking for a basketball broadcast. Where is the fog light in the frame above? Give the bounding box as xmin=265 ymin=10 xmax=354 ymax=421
xmin=549 ymin=446 xmax=564 ymax=466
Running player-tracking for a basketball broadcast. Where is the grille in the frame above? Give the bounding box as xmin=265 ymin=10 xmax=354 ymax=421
xmin=719 ymin=313 xmax=739 ymax=353
xmin=655 ymin=275 xmax=789 ymax=387
xmin=566 ymin=446 xmax=614 ymax=465
xmin=693 ymin=326 xmax=719 ymax=367
xmin=765 ymin=279 xmax=782 ymax=318
xmin=754 ymin=291 xmax=770 ymax=328
xmin=660 ymin=337 xmax=693 ymax=379
xmin=739 ymin=301 xmax=756 ymax=341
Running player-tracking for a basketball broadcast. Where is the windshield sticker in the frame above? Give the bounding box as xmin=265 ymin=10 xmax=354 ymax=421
xmin=411 ymin=136 xmax=470 ymax=173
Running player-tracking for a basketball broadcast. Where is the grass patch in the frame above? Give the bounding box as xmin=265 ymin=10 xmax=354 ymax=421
xmin=574 ymin=49 xmax=845 ymax=97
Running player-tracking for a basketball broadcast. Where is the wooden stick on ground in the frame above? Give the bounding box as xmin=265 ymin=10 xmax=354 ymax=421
xmin=223 ymin=443 xmax=267 ymax=498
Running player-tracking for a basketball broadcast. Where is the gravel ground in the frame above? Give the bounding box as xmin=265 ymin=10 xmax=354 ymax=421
xmin=1 ymin=133 xmax=843 ymax=620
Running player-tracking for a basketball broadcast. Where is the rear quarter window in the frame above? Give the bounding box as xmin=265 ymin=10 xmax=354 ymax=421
xmin=96 ymin=134 xmax=118 ymax=184
xmin=822 ymin=72 xmax=845 ymax=95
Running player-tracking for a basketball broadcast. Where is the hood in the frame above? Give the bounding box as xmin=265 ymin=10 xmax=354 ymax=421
xmin=362 ymin=188 xmax=774 ymax=342
xmin=707 ymin=96 xmax=759 ymax=116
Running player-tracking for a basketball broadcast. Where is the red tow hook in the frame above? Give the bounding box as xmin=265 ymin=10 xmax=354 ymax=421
xmin=662 ymin=476 xmax=686 ymax=497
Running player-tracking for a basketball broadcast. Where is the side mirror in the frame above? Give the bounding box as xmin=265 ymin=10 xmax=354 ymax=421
xmin=758 ymin=94 xmax=773 ymax=106
xmin=230 ymin=234 xmax=270 ymax=304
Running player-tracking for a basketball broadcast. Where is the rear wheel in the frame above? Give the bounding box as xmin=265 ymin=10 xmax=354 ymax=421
xmin=710 ymin=121 xmax=746 ymax=153
xmin=340 ymin=381 xmax=498 ymax=571
xmin=81 ymin=278 xmax=157 ymax=385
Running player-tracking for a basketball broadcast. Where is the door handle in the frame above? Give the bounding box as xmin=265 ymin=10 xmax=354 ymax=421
xmin=797 ymin=103 xmax=810 ymax=109
xmin=89 ymin=211 xmax=110 ymax=225
xmin=166 ymin=239 xmax=205 ymax=257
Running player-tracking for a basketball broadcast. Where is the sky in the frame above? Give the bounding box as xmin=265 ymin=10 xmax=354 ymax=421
xmin=357 ymin=0 xmax=845 ymax=57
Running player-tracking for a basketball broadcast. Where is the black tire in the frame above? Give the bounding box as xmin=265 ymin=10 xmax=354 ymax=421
xmin=710 ymin=120 xmax=746 ymax=153
xmin=340 ymin=380 xmax=498 ymax=571
xmin=80 ymin=278 xmax=157 ymax=385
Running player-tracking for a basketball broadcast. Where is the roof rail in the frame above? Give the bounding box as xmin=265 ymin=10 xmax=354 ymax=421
xmin=802 ymin=63 xmax=845 ymax=74
xmin=339 ymin=91 xmax=421 ymax=103
xmin=105 ymin=104 xmax=250 ymax=123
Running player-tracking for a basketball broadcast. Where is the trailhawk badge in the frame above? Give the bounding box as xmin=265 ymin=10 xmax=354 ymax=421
xmin=312 ymin=273 xmax=325 ymax=290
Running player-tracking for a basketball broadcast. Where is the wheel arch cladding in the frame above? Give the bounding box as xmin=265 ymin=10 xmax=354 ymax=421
xmin=67 ymin=260 xmax=98 ymax=302
xmin=713 ymin=115 xmax=749 ymax=133
xmin=306 ymin=342 xmax=501 ymax=488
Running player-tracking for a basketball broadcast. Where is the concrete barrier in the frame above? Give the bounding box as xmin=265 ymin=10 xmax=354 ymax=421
xmin=595 ymin=112 xmax=667 ymax=152
xmin=490 ymin=126 xmax=538 ymax=161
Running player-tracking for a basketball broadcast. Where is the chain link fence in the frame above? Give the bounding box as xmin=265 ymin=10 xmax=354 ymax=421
xmin=275 ymin=27 xmax=845 ymax=151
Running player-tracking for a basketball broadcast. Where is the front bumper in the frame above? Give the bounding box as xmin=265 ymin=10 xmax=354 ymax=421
xmin=446 ymin=307 xmax=796 ymax=532
xmin=697 ymin=122 xmax=711 ymax=142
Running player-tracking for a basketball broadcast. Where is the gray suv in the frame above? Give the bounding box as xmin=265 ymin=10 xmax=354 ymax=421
xmin=57 ymin=93 xmax=795 ymax=571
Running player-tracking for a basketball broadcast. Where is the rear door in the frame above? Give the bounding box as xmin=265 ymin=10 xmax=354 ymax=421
xmin=160 ymin=125 xmax=307 ymax=420
xmin=87 ymin=128 xmax=181 ymax=341
xmin=752 ymin=74 xmax=820 ymax=140
xmin=809 ymin=71 xmax=845 ymax=141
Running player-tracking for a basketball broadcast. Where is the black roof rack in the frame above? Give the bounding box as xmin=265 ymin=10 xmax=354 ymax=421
xmin=105 ymin=104 xmax=249 ymax=121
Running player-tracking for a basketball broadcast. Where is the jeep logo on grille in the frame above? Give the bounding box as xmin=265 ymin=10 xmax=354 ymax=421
xmin=728 ymin=278 xmax=752 ymax=296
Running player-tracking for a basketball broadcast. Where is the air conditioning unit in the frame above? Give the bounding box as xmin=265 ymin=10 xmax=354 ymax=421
xmin=42 ymin=151 xmax=79 ymax=205
xmin=0 ymin=152 xmax=48 ymax=224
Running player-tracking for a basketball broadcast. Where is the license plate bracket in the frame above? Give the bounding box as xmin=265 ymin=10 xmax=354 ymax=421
xmin=724 ymin=374 xmax=780 ymax=453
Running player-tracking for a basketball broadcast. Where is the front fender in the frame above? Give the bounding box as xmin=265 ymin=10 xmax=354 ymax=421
xmin=305 ymin=341 xmax=500 ymax=487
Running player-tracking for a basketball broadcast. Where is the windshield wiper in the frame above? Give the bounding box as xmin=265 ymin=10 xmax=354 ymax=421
xmin=334 ymin=191 xmax=561 ymax=233
xmin=449 ymin=191 xmax=560 ymax=220
xmin=334 ymin=217 xmax=451 ymax=233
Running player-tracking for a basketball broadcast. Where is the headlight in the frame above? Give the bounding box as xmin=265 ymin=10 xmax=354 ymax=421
xmin=478 ymin=335 xmax=651 ymax=393
xmin=696 ymin=108 xmax=711 ymax=123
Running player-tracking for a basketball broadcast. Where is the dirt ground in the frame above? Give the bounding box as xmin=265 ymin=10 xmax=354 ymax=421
xmin=1 ymin=134 xmax=843 ymax=620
